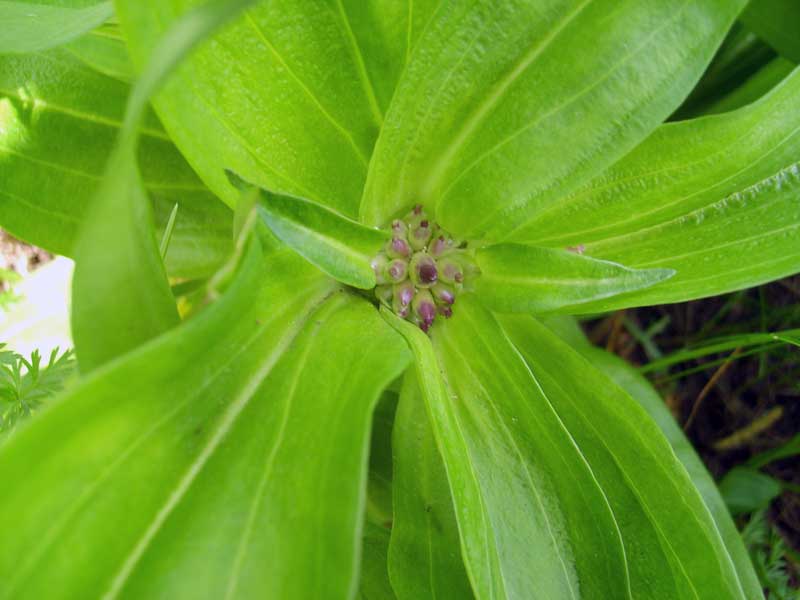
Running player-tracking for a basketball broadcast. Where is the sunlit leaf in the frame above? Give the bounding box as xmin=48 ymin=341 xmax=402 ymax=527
xmin=361 ymin=0 xmax=745 ymax=238
xmin=385 ymin=301 xmax=630 ymax=600
xmin=520 ymin=66 xmax=800 ymax=310
xmin=237 ymin=176 xmax=389 ymax=289
xmin=473 ymin=244 xmax=674 ymax=315
xmin=0 ymin=0 xmax=113 ymax=54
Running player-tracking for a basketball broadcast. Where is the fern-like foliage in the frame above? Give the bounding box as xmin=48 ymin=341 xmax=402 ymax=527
xmin=741 ymin=509 xmax=798 ymax=599
xmin=0 ymin=344 xmax=75 ymax=438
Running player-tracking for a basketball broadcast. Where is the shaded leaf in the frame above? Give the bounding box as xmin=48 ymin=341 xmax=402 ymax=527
xmin=740 ymin=0 xmax=800 ymax=63
xmin=361 ymin=0 xmax=745 ymax=238
xmin=473 ymin=244 xmax=674 ymax=315
xmin=384 ymin=301 xmax=629 ymax=600
xmin=388 ymin=370 xmax=473 ymax=600
xmin=360 ymin=524 xmax=396 ymax=600
xmin=0 ymin=0 xmax=113 ymax=54
xmin=0 ymin=49 xmax=232 ymax=279
xmin=719 ymin=468 xmax=784 ymax=516
xmin=501 ymin=314 xmax=755 ymax=599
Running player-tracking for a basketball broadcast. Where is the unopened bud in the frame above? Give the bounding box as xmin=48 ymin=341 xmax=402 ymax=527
xmin=409 ymin=219 xmax=433 ymax=250
xmin=374 ymin=284 xmax=393 ymax=306
xmin=392 ymin=281 xmax=415 ymax=318
xmin=412 ymin=289 xmax=436 ymax=332
xmin=385 ymin=258 xmax=408 ymax=283
xmin=371 ymin=255 xmax=390 ymax=285
xmin=430 ymin=235 xmax=456 ymax=257
xmin=410 ymin=253 xmax=438 ymax=288
xmin=438 ymin=258 xmax=464 ymax=285
xmin=391 ymin=219 xmax=408 ymax=237
xmin=438 ymin=305 xmax=453 ymax=319
xmin=431 ymin=283 xmax=455 ymax=305
xmin=387 ymin=237 xmax=411 ymax=258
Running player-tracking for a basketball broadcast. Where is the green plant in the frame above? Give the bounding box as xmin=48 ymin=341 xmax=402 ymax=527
xmin=0 ymin=0 xmax=799 ymax=598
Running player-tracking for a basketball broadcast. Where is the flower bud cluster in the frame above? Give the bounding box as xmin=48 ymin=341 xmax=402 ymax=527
xmin=372 ymin=205 xmax=475 ymax=332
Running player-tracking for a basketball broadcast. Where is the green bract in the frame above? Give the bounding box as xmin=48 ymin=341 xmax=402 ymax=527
xmin=0 ymin=1 xmax=798 ymax=598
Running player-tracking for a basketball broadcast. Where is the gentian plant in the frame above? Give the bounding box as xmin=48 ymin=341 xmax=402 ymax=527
xmin=0 ymin=0 xmax=798 ymax=598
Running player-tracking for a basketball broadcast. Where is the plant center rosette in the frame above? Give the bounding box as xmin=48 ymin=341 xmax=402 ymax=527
xmin=370 ymin=205 xmax=477 ymax=332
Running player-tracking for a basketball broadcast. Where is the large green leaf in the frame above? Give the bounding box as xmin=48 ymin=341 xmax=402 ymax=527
xmin=500 ymin=314 xmax=754 ymax=599
xmin=0 ymin=0 xmax=113 ymax=54
xmin=244 ymin=179 xmax=389 ymax=289
xmin=360 ymin=0 xmax=744 ymax=238
xmin=117 ymin=0 xmax=414 ymax=215
xmin=65 ymin=23 xmax=135 ymax=82
xmin=542 ymin=319 xmax=762 ymax=598
xmin=0 ymin=49 xmax=232 ymax=279
xmin=388 ymin=370 xmax=473 ymax=600
xmin=0 ymin=232 xmax=411 ymax=598
xmin=740 ymin=0 xmax=800 ymax=63
xmin=520 ymin=66 xmax=800 ymax=310
xmin=385 ymin=301 xmax=630 ymax=600
xmin=473 ymin=243 xmax=673 ymax=314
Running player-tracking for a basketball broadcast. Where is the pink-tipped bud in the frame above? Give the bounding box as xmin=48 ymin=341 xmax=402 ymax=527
xmin=392 ymin=281 xmax=415 ymax=317
xmin=387 ymin=237 xmax=411 ymax=258
xmin=409 ymin=219 xmax=433 ymax=250
xmin=410 ymin=253 xmax=438 ymax=288
xmin=412 ymin=289 xmax=436 ymax=331
xmin=431 ymin=283 xmax=455 ymax=305
xmin=430 ymin=235 xmax=456 ymax=257
xmin=438 ymin=305 xmax=453 ymax=319
xmin=371 ymin=255 xmax=389 ymax=285
xmin=385 ymin=258 xmax=408 ymax=283
xmin=391 ymin=219 xmax=408 ymax=236
xmin=412 ymin=204 xmax=423 ymax=216
xmin=438 ymin=258 xmax=464 ymax=285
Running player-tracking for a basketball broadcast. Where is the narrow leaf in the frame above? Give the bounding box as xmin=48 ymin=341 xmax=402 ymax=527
xmin=474 ymin=244 xmax=674 ymax=315
xmin=360 ymin=524 xmax=396 ymax=600
xmin=0 ymin=0 xmax=113 ymax=54
xmin=247 ymin=178 xmax=389 ymax=289
xmin=521 ymin=66 xmax=800 ymax=309
xmin=384 ymin=301 xmax=630 ymax=600
xmin=501 ymin=314 xmax=755 ymax=599
xmin=388 ymin=370 xmax=473 ymax=600
xmin=551 ymin=327 xmax=763 ymax=599
xmin=360 ymin=0 xmax=745 ymax=238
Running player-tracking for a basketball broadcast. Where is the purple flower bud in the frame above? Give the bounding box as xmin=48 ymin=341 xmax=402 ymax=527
xmin=410 ymin=253 xmax=438 ymax=287
xmin=387 ymin=237 xmax=411 ymax=258
xmin=386 ymin=258 xmax=408 ymax=282
xmin=438 ymin=258 xmax=463 ymax=285
xmin=438 ymin=305 xmax=453 ymax=319
xmin=431 ymin=283 xmax=455 ymax=305
xmin=413 ymin=204 xmax=423 ymax=216
xmin=392 ymin=281 xmax=415 ymax=317
xmin=430 ymin=235 xmax=456 ymax=257
xmin=412 ymin=289 xmax=436 ymax=331
xmin=391 ymin=219 xmax=407 ymax=236
xmin=409 ymin=219 xmax=433 ymax=250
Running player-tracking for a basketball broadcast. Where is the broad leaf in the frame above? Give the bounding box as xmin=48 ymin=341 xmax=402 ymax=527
xmin=548 ymin=324 xmax=763 ymax=599
xmin=65 ymin=23 xmax=135 ymax=82
xmin=360 ymin=0 xmax=745 ymax=238
xmin=0 ymin=233 xmax=411 ymax=598
xmin=740 ymin=0 xmax=800 ymax=63
xmin=0 ymin=0 xmax=113 ymax=54
xmin=473 ymin=244 xmax=673 ymax=314
xmin=116 ymin=0 xmax=423 ymax=215
xmin=385 ymin=302 xmax=630 ymax=600
xmin=719 ymin=468 xmax=784 ymax=516
xmin=0 ymin=50 xmax=232 ymax=279
xmin=501 ymin=314 xmax=754 ymax=599
xmin=245 ymin=179 xmax=389 ymax=289
xmin=520 ymin=66 xmax=800 ymax=310
xmin=388 ymin=370 xmax=473 ymax=600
